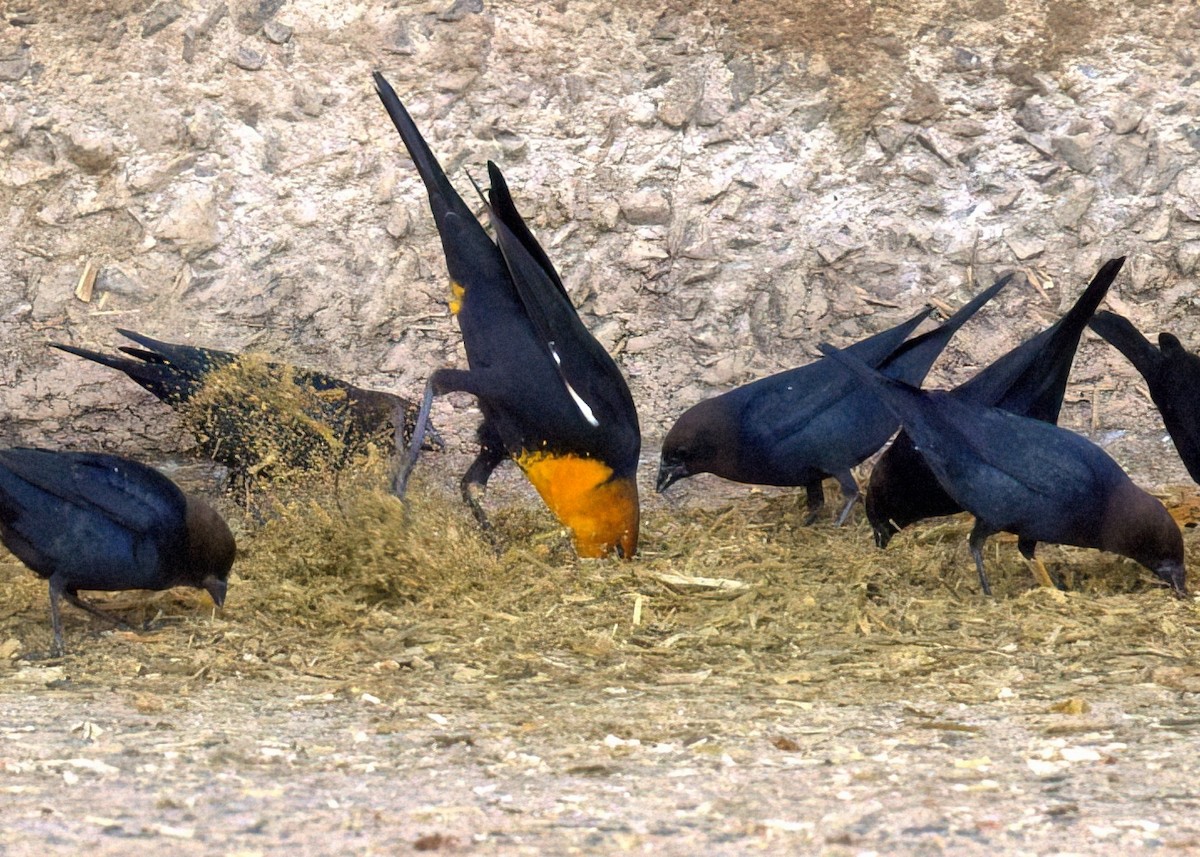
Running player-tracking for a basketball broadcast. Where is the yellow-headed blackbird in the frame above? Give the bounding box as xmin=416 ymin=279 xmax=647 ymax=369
xmin=374 ymin=72 xmax=640 ymax=559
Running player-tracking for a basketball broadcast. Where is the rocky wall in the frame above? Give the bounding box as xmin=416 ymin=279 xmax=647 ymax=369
xmin=1 ymin=0 xmax=1198 ymax=485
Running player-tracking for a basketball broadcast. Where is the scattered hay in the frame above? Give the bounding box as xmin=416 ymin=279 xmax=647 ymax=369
xmin=176 ymin=352 xmax=406 ymax=497
xmin=1 ymin=475 xmax=1198 ymax=707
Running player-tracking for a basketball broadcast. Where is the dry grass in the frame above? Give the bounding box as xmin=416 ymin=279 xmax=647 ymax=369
xmin=177 ymin=353 xmax=390 ymax=490
xmin=3 ymin=468 xmax=1197 ymax=706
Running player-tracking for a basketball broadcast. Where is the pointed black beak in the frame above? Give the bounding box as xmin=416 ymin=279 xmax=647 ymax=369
xmin=203 ymin=576 xmax=227 ymax=608
xmin=656 ymin=459 xmax=688 ymax=493
xmin=1157 ymin=561 xmax=1189 ymax=599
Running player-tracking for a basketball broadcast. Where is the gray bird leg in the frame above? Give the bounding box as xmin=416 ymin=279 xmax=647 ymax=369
xmin=968 ymin=521 xmax=995 ymax=596
xmin=62 ymin=589 xmax=134 ymax=630
xmin=48 ymin=580 xmax=65 ymax=658
xmin=393 ymin=379 xmax=437 ymax=498
xmin=460 ymin=421 xmax=507 ymax=532
xmin=833 ymin=470 xmax=861 ymax=527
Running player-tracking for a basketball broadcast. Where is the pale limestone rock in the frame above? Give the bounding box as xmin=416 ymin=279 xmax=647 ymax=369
xmin=154 ymin=184 xmax=219 ymax=253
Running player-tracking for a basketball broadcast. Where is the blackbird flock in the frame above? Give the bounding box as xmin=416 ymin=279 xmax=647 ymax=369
xmin=1 ymin=72 xmax=1196 ymax=656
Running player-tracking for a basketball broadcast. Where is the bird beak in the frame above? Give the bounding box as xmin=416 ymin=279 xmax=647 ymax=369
xmin=656 ymin=460 xmax=688 ymax=493
xmin=203 ymin=576 xmax=227 ymax=608
xmin=1157 ymin=561 xmax=1189 ymax=598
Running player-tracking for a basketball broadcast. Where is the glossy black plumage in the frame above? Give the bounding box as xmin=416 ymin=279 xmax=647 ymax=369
xmin=374 ymin=72 xmax=641 ymax=558
xmin=0 ymin=448 xmax=235 ymax=656
xmin=54 ymin=330 xmax=428 ymax=489
xmin=820 ymin=343 xmax=1186 ymax=596
xmin=656 ymin=276 xmax=1010 ymax=524
xmin=1089 ymin=311 xmax=1200 ymax=485
xmin=868 ymin=258 xmax=1125 ymax=547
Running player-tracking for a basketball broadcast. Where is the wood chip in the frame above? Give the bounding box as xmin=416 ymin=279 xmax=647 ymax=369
xmin=650 ymin=571 xmax=750 ymax=594
xmin=74 ymin=260 xmax=97 ymax=302
xmin=658 ymin=669 xmax=712 ymax=685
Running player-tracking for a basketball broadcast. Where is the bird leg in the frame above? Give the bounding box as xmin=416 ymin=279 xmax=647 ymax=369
xmin=1017 ymin=538 xmax=1062 ymax=590
xmin=968 ymin=521 xmax=995 ymax=596
xmin=393 ymin=380 xmax=436 ymax=497
xmin=802 ymin=480 xmax=825 ymax=526
xmin=832 ymin=471 xmax=861 ymax=527
xmin=40 ymin=581 xmax=132 ymax=658
xmin=62 ymin=589 xmax=135 ymax=631
xmin=1025 ymin=557 xmax=1057 ymax=590
xmin=460 ymin=427 xmax=507 ymax=533
xmin=47 ymin=581 xmax=65 ymax=658
xmin=392 ymin=368 xmax=477 ymax=498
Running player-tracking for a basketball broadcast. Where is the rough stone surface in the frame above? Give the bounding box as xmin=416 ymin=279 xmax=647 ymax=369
xmin=3 ymin=7 xmax=1200 ymax=854
xmin=0 ymin=0 xmax=1198 ymax=492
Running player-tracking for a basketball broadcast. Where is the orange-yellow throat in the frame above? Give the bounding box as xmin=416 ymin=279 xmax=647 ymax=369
xmin=514 ymin=451 xmax=640 ymax=559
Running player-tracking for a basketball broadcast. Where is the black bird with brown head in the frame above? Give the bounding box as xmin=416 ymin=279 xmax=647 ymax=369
xmin=867 ymin=257 xmax=1125 ymax=548
xmin=658 ymin=275 xmax=1010 ymax=525
xmin=820 ymin=343 xmax=1186 ymax=596
xmin=0 ymin=448 xmax=235 ymax=656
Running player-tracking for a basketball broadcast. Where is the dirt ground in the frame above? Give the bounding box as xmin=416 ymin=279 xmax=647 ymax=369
xmin=5 ymin=0 xmax=1200 ymax=853
xmin=3 ymin=449 xmax=1200 ymax=855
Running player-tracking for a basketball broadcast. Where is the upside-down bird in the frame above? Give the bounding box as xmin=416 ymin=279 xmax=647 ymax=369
xmin=819 ymin=342 xmax=1186 ymax=597
xmin=656 ymin=275 xmax=1010 ymax=524
xmin=867 ymin=257 xmax=1125 ymax=549
xmin=53 ymin=330 xmax=430 ymax=490
xmin=0 ymin=448 xmax=235 ymax=656
xmin=374 ymin=72 xmax=641 ymax=558
xmin=1089 ymin=310 xmax=1200 ymax=485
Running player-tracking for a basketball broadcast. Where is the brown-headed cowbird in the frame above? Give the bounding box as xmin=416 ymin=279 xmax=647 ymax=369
xmin=819 ymin=342 xmax=1186 ymax=596
xmin=656 ymin=275 xmax=1010 ymax=525
xmin=0 ymin=448 xmax=235 ymax=656
xmin=1089 ymin=311 xmax=1200 ymax=485
xmin=868 ymin=257 xmax=1125 ymax=548
xmin=53 ymin=330 xmax=431 ymax=490
xmin=374 ymin=72 xmax=641 ymax=558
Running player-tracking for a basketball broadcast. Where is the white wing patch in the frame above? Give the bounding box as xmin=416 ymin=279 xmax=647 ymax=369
xmin=549 ymin=342 xmax=600 ymax=427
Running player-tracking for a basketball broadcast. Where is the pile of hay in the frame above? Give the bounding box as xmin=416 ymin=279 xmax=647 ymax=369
xmin=2 ymin=468 xmax=1198 ymax=704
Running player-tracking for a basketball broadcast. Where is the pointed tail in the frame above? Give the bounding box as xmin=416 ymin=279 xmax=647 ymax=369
xmin=51 ymin=341 xmax=197 ymax=404
xmin=880 ymin=273 xmax=1013 ymax=384
xmin=373 ymin=72 xmax=503 ymax=291
xmin=1089 ymin=310 xmax=1163 ymax=378
xmin=986 ymin=256 xmax=1124 ymax=421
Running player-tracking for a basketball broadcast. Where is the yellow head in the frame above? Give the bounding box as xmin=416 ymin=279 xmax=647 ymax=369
xmin=515 ymin=451 xmax=640 ymax=559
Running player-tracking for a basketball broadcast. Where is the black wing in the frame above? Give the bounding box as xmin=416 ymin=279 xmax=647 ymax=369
xmin=484 ymin=161 xmax=638 ymax=449
xmin=0 ymin=449 xmax=188 ymax=588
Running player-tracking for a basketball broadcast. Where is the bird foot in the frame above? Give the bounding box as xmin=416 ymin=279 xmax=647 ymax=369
xmin=19 ymin=646 xmax=65 ymax=662
xmin=1025 ymin=557 xmax=1061 ymax=591
xmin=463 ymin=483 xmax=493 ymax=531
xmin=833 ymin=496 xmax=859 ymax=527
